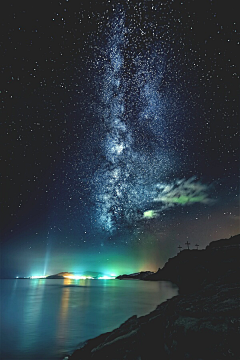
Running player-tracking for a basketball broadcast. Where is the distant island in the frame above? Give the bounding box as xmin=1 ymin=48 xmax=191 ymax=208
xmin=15 ymin=271 xmax=116 ymax=280
xmin=67 ymin=234 xmax=240 ymax=360
xmin=47 ymin=271 xmax=116 ymax=280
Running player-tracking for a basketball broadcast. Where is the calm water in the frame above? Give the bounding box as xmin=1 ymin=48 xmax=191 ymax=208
xmin=0 ymin=278 xmax=178 ymax=360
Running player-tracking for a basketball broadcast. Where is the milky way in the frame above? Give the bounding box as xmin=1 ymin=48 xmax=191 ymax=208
xmin=93 ymin=8 xmax=215 ymax=233
xmin=1 ymin=0 xmax=239 ymax=277
xmin=93 ymin=11 xmax=163 ymax=231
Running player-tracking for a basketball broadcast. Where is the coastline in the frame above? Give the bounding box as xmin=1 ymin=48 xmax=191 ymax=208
xmin=66 ymin=234 xmax=240 ymax=360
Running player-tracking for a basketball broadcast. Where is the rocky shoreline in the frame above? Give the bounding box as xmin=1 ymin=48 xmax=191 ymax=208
xmin=67 ymin=234 xmax=240 ymax=360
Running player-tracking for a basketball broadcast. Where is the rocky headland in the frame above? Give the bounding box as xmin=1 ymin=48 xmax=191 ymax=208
xmin=68 ymin=234 xmax=240 ymax=360
xmin=116 ymin=271 xmax=155 ymax=280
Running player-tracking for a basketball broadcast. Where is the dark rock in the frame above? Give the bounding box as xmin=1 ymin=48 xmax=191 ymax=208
xmin=206 ymin=234 xmax=240 ymax=250
xmin=69 ymin=281 xmax=240 ymax=360
xmin=144 ymin=234 xmax=240 ymax=294
xmin=68 ymin=234 xmax=240 ymax=360
xmin=116 ymin=271 xmax=154 ymax=280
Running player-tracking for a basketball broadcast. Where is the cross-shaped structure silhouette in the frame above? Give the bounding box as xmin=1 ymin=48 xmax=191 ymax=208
xmin=185 ymin=241 xmax=190 ymax=250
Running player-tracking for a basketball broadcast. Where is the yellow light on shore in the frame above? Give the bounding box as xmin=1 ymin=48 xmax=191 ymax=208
xmin=63 ymin=275 xmax=94 ymax=280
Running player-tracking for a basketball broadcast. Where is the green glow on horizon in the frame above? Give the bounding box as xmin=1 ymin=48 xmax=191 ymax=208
xmin=27 ymin=247 xmax=156 ymax=279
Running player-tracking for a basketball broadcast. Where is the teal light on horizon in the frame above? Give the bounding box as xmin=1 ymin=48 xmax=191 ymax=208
xmin=27 ymin=273 xmax=117 ymax=280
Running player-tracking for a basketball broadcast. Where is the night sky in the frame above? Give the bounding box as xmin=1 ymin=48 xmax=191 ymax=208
xmin=1 ymin=0 xmax=239 ymax=278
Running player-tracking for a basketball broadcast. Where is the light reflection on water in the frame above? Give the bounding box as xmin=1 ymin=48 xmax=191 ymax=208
xmin=57 ymin=278 xmax=70 ymax=345
xmin=20 ymin=279 xmax=46 ymax=352
xmin=0 ymin=279 xmax=178 ymax=359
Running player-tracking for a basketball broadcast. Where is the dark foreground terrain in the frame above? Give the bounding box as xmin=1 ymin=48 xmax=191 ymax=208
xmin=68 ymin=234 xmax=240 ymax=360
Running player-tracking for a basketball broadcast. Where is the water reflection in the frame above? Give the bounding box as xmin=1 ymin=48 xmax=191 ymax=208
xmin=20 ymin=279 xmax=46 ymax=353
xmin=1 ymin=279 xmax=178 ymax=359
xmin=57 ymin=278 xmax=71 ymax=343
xmin=56 ymin=278 xmax=93 ymax=353
xmin=157 ymin=281 xmax=179 ymax=299
xmin=9 ymin=279 xmax=18 ymax=305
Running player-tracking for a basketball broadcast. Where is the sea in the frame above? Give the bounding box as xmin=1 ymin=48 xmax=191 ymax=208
xmin=0 ymin=278 xmax=178 ymax=360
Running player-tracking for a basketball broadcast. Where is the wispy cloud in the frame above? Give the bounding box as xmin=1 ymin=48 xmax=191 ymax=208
xmin=142 ymin=177 xmax=215 ymax=220
xmin=143 ymin=210 xmax=159 ymax=219
xmin=154 ymin=177 xmax=215 ymax=207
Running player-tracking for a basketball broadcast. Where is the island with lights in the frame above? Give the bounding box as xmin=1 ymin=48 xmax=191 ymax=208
xmin=46 ymin=272 xmax=116 ymax=280
xmin=67 ymin=234 xmax=240 ymax=360
xmin=16 ymin=272 xmax=117 ymax=280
